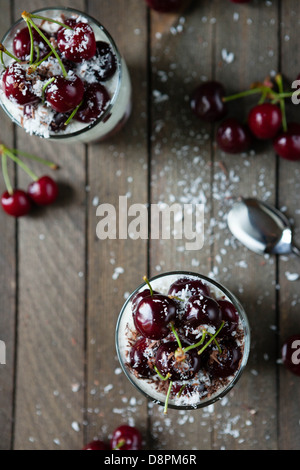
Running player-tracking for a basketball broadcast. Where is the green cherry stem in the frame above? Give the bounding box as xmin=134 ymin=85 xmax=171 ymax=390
xmin=10 ymin=149 xmax=58 ymax=170
xmin=170 ymin=323 xmax=183 ymax=350
xmin=26 ymin=21 xmax=35 ymax=64
xmin=4 ymin=148 xmax=38 ymax=182
xmin=143 ymin=276 xmax=153 ymax=296
xmin=22 ymin=11 xmax=68 ymax=78
xmin=113 ymin=439 xmax=126 ymax=450
xmin=0 ymin=44 xmax=22 ymax=64
xmin=1 ymin=154 xmax=13 ymax=196
xmin=275 ymin=74 xmax=288 ymax=132
xmin=64 ymin=100 xmax=83 ymax=128
xmin=164 ymin=381 xmax=173 ymax=415
xmin=197 ymin=322 xmax=225 ymax=356
xmin=183 ymin=329 xmax=207 ymax=354
xmin=154 ymin=365 xmax=171 ymax=382
xmin=29 ymin=14 xmax=73 ymax=30
xmin=223 ymin=87 xmax=265 ymax=103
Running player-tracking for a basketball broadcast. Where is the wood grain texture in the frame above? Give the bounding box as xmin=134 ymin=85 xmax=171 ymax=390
xmin=0 ymin=0 xmax=299 ymax=451
xmin=0 ymin=0 xmax=17 ymax=451
xmin=12 ymin=0 xmax=86 ymax=450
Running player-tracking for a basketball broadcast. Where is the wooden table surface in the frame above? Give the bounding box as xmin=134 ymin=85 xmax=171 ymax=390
xmin=0 ymin=0 xmax=300 ymax=451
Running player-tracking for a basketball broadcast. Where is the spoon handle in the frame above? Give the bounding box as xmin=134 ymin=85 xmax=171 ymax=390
xmin=292 ymin=245 xmax=300 ymax=257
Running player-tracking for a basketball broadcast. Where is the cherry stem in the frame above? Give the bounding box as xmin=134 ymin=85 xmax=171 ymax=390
xmin=164 ymin=381 xmax=173 ymax=415
xmin=10 ymin=149 xmax=58 ymax=170
xmin=113 ymin=439 xmax=126 ymax=450
xmin=0 ymin=44 xmax=22 ymax=64
xmin=197 ymin=322 xmax=225 ymax=356
xmin=64 ymin=100 xmax=83 ymax=127
xmin=22 ymin=12 xmax=68 ymax=78
xmin=1 ymin=154 xmax=13 ymax=196
xmin=177 ymin=384 xmax=186 ymax=398
xmin=29 ymin=14 xmax=73 ymax=30
xmin=154 ymin=365 xmax=171 ymax=382
xmin=26 ymin=21 xmax=35 ymax=64
xmin=183 ymin=329 xmax=207 ymax=354
xmin=170 ymin=323 xmax=182 ymax=350
xmin=275 ymin=74 xmax=288 ymax=132
xmin=223 ymin=87 xmax=264 ymax=103
xmin=143 ymin=276 xmax=153 ymax=296
xmin=4 ymin=148 xmax=38 ymax=182
xmin=29 ymin=49 xmax=55 ymax=71
xmin=42 ymin=77 xmax=55 ymax=101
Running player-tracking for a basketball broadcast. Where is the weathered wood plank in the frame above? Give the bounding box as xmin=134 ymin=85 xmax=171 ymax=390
xmin=12 ymin=0 xmax=86 ymax=450
xmin=211 ymin=0 xmax=280 ymax=450
xmin=85 ymin=0 xmax=150 ymax=449
xmin=0 ymin=0 xmax=17 ymax=451
xmin=278 ymin=0 xmax=300 ymax=451
xmin=149 ymin=0 xmax=218 ymax=450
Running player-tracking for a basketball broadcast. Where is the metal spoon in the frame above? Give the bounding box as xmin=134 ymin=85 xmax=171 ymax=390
xmin=227 ymin=197 xmax=300 ymax=257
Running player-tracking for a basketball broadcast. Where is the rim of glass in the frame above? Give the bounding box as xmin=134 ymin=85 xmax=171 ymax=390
xmin=0 ymin=7 xmax=123 ymax=140
xmin=115 ymin=271 xmax=251 ymax=411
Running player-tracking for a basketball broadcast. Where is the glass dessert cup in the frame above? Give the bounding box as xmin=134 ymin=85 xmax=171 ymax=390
xmin=116 ymin=271 xmax=250 ymax=411
xmin=0 ymin=7 xmax=132 ymax=144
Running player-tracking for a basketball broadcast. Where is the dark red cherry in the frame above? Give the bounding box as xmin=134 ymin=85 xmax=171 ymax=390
xmin=133 ymin=294 xmax=177 ymax=340
xmin=155 ymin=341 xmax=202 ymax=381
xmin=168 ymin=277 xmax=210 ymax=298
xmin=145 ymin=0 xmax=185 ymax=12
xmin=74 ymin=83 xmax=110 ymax=123
xmin=110 ymin=425 xmax=142 ymax=451
xmin=13 ymin=26 xmax=51 ymax=61
xmin=1 ymin=190 xmax=31 ymax=217
xmin=2 ymin=62 xmax=37 ymax=105
xmin=49 ymin=112 xmax=70 ymax=133
xmin=205 ymin=340 xmax=242 ymax=378
xmin=281 ymin=335 xmax=300 ymax=376
xmin=83 ymin=440 xmax=108 ymax=450
xmin=217 ymin=299 xmax=239 ymax=337
xmin=248 ymin=103 xmax=282 ymax=140
xmin=27 ymin=176 xmax=59 ymax=206
xmin=216 ymin=118 xmax=252 ymax=153
xmin=45 ymin=74 xmax=85 ymax=113
xmin=94 ymin=41 xmax=117 ymax=81
xmin=57 ymin=21 xmax=97 ymax=62
xmin=183 ymin=295 xmax=222 ymax=328
xmin=129 ymin=338 xmax=156 ymax=378
xmin=190 ymin=81 xmax=228 ymax=122
xmin=131 ymin=288 xmax=158 ymax=312
xmin=273 ymin=122 xmax=300 ymax=161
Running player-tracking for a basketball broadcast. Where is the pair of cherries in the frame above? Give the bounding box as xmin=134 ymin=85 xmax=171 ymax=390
xmin=190 ymin=80 xmax=300 ymax=161
xmin=1 ymin=175 xmax=58 ymax=218
xmin=84 ymin=425 xmax=142 ymax=451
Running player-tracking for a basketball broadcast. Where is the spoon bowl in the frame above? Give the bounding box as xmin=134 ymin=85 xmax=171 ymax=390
xmin=227 ymin=198 xmax=300 ymax=257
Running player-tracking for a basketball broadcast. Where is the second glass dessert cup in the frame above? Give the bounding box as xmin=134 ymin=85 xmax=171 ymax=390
xmin=116 ymin=271 xmax=251 ymax=412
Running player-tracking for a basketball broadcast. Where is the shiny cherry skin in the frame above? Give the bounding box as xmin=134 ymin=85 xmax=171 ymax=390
xmin=45 ymin=74 xmax=85 ymax=113
xmin=205 ymin=340 xmax=242 ymax=378
xmin=27 ymin=176 xmax=59 ymax=206
xmin=248 ymin=103 xmax=282 ymax=140
xmin=57 ymin=21 xmax=97 ymax=62
xmin=1 ymin=190 xmax=31 ymax=217
xmin=2 ymin=62 xmax=37 ymax=105
xmin=273 ymin=122 xmax=300 ymax=161
xmin=83 ymin=440 xmax=108 ymax=450
xmin=216 ymin=117 xmax=252 ymax=153
xmin=183 ymin=295 xmax=222 ymax=328
xmin=110 ymin=425 xmax=142 ymax=451
xmin=190 ymin=81 xmax=228 ymax=122
xmin=131 ymin=288 xmax=158 ymax=312
xmin=74 ymin=83 xmax=110 ymax=123
xmin=133 ymin=294 xmax=177 ymax=340
xmin=217 ymin=299 xmax=239 ymax=338
xmin=94 ymin=41 xmax=117 ymax=81
xmin=13 ymin=26 xmax=51 ymax=61
xmin=168 ymin=277 xmax=210 ymax=298
xmin=281 ymin=334 xmax=300 ymax=376
xmin=155 ymin=341 xmax=202 ymax=381
xmin=145 ymin=0 xmax=185 ymax=12
xmin=129 ymin=337 xmax=155 ymax=378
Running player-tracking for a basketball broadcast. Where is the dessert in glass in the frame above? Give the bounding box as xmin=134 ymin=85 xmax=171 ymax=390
xmin=0 ymin=8 xmax=132 ymax=144
xmin=116 ymin=272 xmax=250 ymax=413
